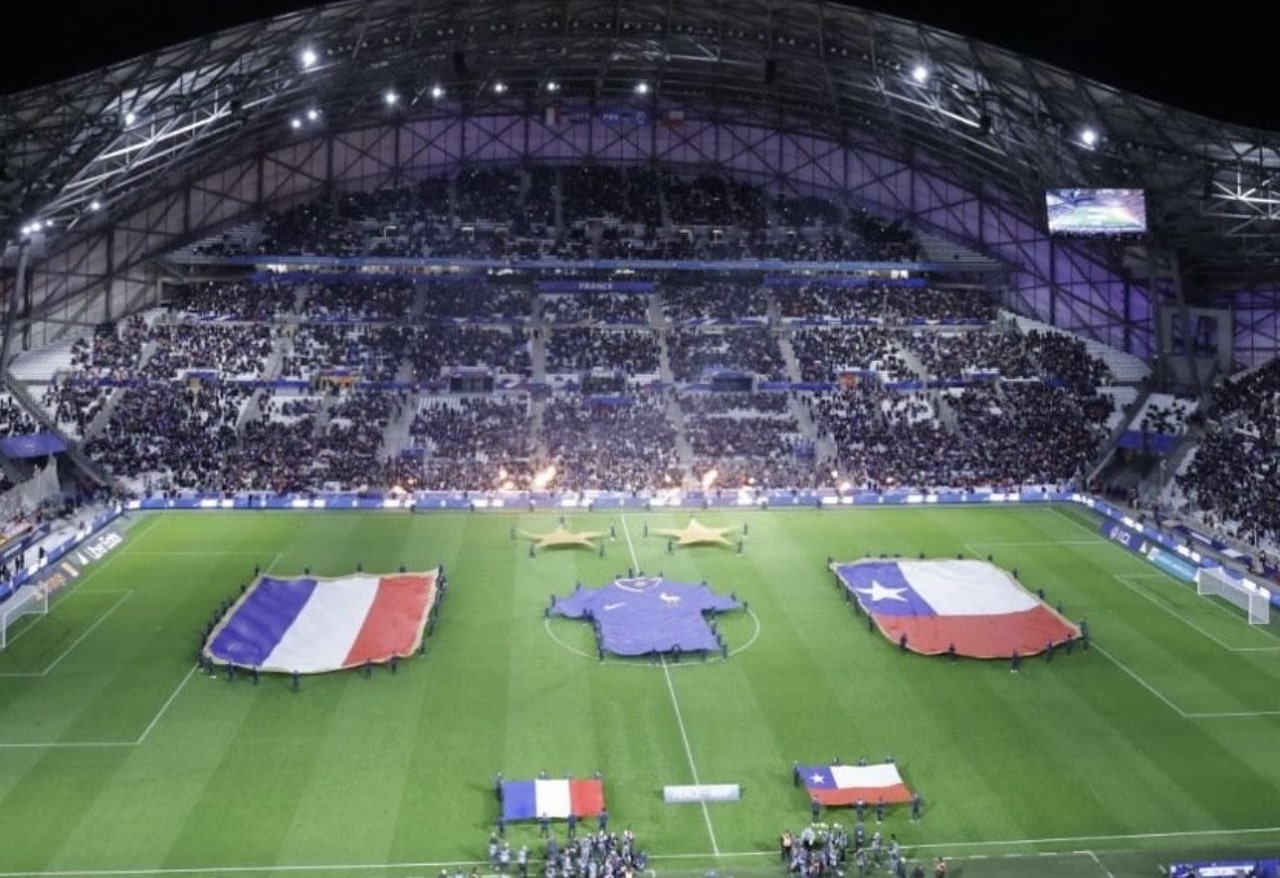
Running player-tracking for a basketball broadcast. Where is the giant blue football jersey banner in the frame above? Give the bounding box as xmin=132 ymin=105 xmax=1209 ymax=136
xmin=550 ymin=576 xmax=740 ymax=655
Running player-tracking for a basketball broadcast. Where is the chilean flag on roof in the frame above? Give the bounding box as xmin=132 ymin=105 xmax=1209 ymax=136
xmin=831 ymin=558 xmax=1078 ymax=659
xmin=203 ymin=571 xmax=438 ymax=674
xmin=798 ymin=763 xmax=913 ymax=806
xmin=501 ymin=778 xmax=605 ymax=821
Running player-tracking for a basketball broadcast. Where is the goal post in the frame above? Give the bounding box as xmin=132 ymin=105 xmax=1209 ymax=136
xmin=1196 ymin=565 xmax=1271 ymax=626
xmin=0 ymin=584 xmax=49 ymax=650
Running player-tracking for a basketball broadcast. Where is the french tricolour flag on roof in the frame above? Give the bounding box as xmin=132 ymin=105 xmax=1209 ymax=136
xmin=798 ymin=763 xmax=913 ymax=807
xmin=831 ymin=559 xmax=1078 ymax=659
xmin=502 ymin=779 xmax=606 ymax=821
xmin=204 ymin=571 xmax=438 ymax=674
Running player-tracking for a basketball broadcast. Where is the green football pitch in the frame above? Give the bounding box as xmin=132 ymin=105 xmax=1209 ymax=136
xmin=1 ymin=503 xmax=1279 ymax=878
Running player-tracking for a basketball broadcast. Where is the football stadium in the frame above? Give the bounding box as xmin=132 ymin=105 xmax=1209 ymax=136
xmin=0 ymin=2 xmax=1279 ymax=877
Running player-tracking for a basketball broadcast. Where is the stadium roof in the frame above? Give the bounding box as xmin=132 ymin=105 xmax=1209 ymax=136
xmin=3 ymin=0 xmax=1279 ymax=286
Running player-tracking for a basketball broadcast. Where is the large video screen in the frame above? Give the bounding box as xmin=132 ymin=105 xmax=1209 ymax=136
xmin=1045 ymin=188 xmax=1147 ymax=235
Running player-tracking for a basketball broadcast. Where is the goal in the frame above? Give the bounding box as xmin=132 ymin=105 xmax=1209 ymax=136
xmin=0 ymin=584 xmax=49 ymax=649
xmin=1196 ymin=565 xmax=1271 ymax=626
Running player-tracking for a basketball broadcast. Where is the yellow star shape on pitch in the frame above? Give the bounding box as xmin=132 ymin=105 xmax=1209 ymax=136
xmin=651 ymin=518 xmax=738 ymax=547
xmin=518 ymin=524 xmax=610 ymax=551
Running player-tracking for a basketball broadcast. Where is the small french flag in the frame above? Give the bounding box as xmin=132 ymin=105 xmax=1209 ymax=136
xmin=501 ymin=778 xmax=605 ymax=821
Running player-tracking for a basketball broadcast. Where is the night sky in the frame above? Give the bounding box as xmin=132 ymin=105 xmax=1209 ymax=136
xmin=2 ymin=0 xmax=1277 ymax=131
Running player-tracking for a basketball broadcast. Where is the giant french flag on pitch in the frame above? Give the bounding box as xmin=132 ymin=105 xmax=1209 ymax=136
xmin=831 ymin=559 xmax=1077 ymax=659
xmin=798 ymin=763 xmax=913 ymax=807
xmin=501 ymin=778 xmax=606 ymax=821
xmin=204 ymin=571 xmax=438 ymax=674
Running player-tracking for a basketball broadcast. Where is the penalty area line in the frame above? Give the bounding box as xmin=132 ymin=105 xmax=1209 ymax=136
xmin=1088 ymin=850 xmax=1117 ymax=878
xmin=0 ymin=591 xmax=135 ymax=678
xmin=135 ymin=663 xmax=201 ymax=744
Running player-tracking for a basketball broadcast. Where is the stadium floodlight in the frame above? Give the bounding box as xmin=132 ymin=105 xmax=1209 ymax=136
xmin=911 ymin=64 xmax=929 ymax=84
xmin=634 ymin=81 xmax=650 ymax=95
xmin=89 ymin=200 xmax=102 ymax=212
xmin=290 ymin=117 xmax=302 ymax=130
xmin=1080 ymin=126 xmax=1099 ymax=147
xmin=430 ymin=84 xmax=445 ymax=99
xmin=384 ymin=90 xmax=399 ymax=106
xmin=493 ymin=81 xmax=507 ymax=94
xmin=307 ymin=108 xmax=320 ymax=122
xmin=300 ymin=47 xmax=318 ymax=69
xmin=1196 ymin=566 xmax=1270 ymax=625
xmin=546 ymin=80 xmax=560 ymax=92
xmin=123 ymin=110 xmax=138 ymax=127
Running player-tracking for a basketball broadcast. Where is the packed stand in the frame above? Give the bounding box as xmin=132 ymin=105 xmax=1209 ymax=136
xmin=173 ymin=279 xmax=298 ymax=321
xmin=541 ymin=293 xmax=648 ymax=325
xmin=542 ymin=396 xmax=683 ymax=491
xmin=815 ymin=380 xmax=1106 ymax=489
xmin=409 ymin=397 xmax=531 ymax=460
xmin=301 ymin=279 xmax=414 ymax=321
xmin=907 ymin=330 xmax=1037 ymax=381
xmin=682 ymin=392 xmax=809 ymax=488
xmin=250 ymin=166 xmax=922 ymax=264
xmin=667 ymin=328 xmax=787 ymax=382
xmin=792 ymin=328 xmax=913 ymax=383
xmin=283 ymin=325 xmax=407 ymax=382
xmin=560 ymin=166 xmax=663 ymax=226
xmin=85 ymin=382 xmax=251 ymax=491
xmin=420 ymin=282 xmax=531 ymax=322
xmin=662 ymin=281 xmax=770 ymax=324
xmin=1176 ymin=359 xmax=1280 ymax=550
xmin=546 ymin=329 xmax=659 ymax=374
xmin=402 ymin=327 xmax=532 ymax=381
xmin=143 ymin=324 xmax=276 ymax=379
xmin=776 ymin=284 xmax=890 ymax=324
xmin=666 ymin=173 xmax=766 ymax=228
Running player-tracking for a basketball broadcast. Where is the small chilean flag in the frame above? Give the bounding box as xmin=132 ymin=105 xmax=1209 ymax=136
xmin=502 ymin=778 xmax=606 ymax=821
xmin=204 ymin=571 xmax=438 ymax=674
xmin=798 ymin=763 xmax=913 ymax=806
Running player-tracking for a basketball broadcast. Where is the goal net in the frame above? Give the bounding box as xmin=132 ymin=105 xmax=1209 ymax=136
xmin=0 ymin=584 xmax=49 ymax=649
xmin=1196 ymin=566 xmax=1271 ymax=625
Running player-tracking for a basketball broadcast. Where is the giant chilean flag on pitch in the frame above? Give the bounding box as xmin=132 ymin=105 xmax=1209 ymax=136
xmin=831 ymin=559 xmax=1077 ymax=658
xmin=798 ymin=762 xmax=913 ymax=806
xmin=501 ymin=778 xmax=606 ymax=821
xmin=204 ymin=571 xmax=438 ymax=673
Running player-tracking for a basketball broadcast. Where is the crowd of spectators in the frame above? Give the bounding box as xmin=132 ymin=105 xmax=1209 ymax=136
xmin=546 ymin=329 xmax=659 ymax=374
xmin=409 ymin=397 xmax=532 ymax=464
xmin=1176 ymin=360 xmax=1280 ymax=552
xmin=20 ymin=264 xmax=1141 ymax=501
xmin=302 ymin=279 xmax=415 ymax=321
xmin=143 ymin=324 xmax=276 ymax=379
xmin=813 ymin=379 xmax=1107 ymax=489
xmin=775 ymin=284 xmax=997 ymax=325
xmin=541 ymin=293 xmax=648 ymax=325
xmin=249 ymin=167 xmax=923 ymax=264
xmin=175 ymin=280 xmax=298 ymax=321
xmin=85 ymin=382 xmax=250 ymax=491
xmin=421 ymin=283 xmax=531 ymax=322
xmin=403 ymin=327 xmax=532 ymax=380
xmin=70 ymin=316 xmax=150 ymax=376
xmin=792 ymin=328 xmax=911 ymax=383
xmin=909 ymin=330 xmax=1038 ymax=381
xmin=0 ymin=396 xmax=38 ymax=436
xmin=667 ymin=328 xmax=786 ymax=382
xmin=284 ymin=325 xmax=406 ymax=382
xmin=542 ymin=396 xmax=682 ymax=491
xmin=662 ymin=281 xmax=770 ymax=323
